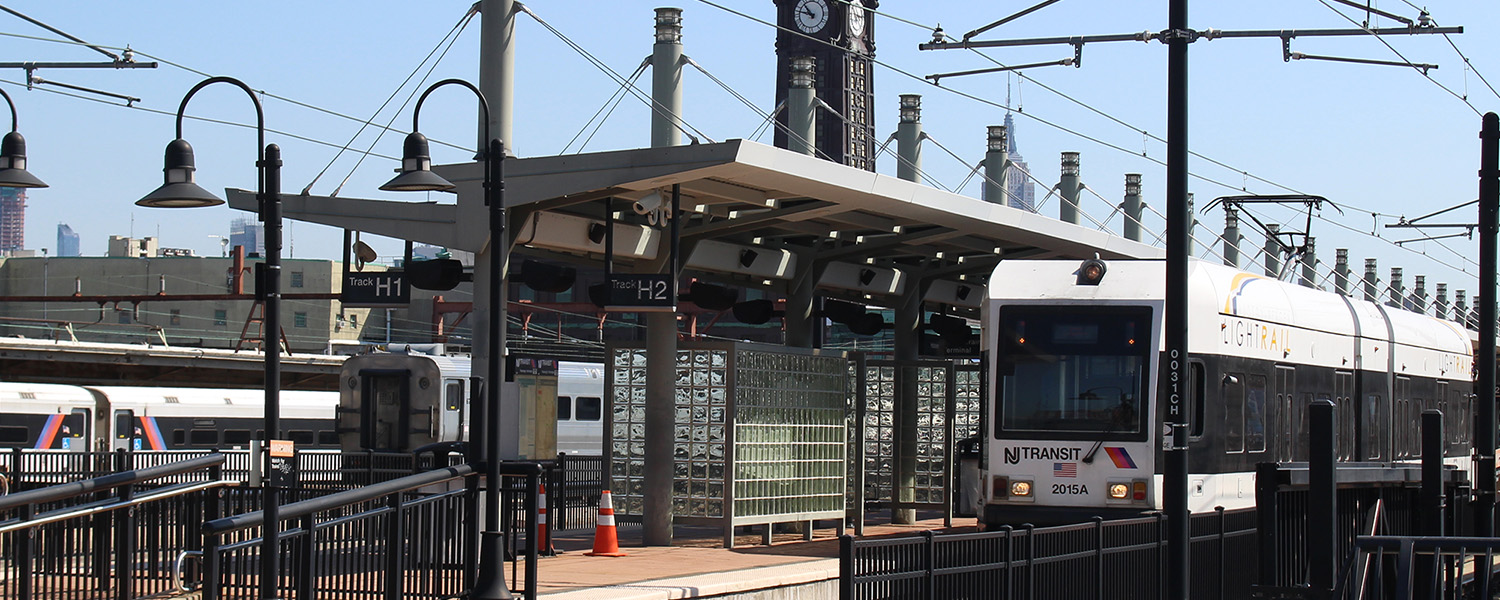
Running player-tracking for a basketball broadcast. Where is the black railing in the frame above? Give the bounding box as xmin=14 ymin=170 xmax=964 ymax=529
xmin=0 ymin=452 xmax=230 ymax=600
xmin=1336 ymin=535 xmax=1500 ymax=600
xmin=840 ymin=508 xmax=1258 ymax=600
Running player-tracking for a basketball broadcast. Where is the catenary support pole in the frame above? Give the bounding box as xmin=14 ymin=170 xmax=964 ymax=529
xmin=1475 ymin=112 xmax=1497 ymax=547
xmin=1058 ymin=152 xmax=1080 ymax=225
xmin=983 ymin=125 xmax=1008 ymax=205
xmin=643 ymin=6 xmax=684 ymax=547
xmin=1163 ymin=1 xmax=1192 ymax=598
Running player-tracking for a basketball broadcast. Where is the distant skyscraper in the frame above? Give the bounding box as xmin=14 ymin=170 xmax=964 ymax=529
xmin=230 ymin=217 xmax=265 ymax=256
xmin=1003 ymin=112 xmax=1036 ymax=213
xmin=56 ymin=222 xmax=80 ymax=257
xmin=0 ymin=188 xmax=26 ymax=253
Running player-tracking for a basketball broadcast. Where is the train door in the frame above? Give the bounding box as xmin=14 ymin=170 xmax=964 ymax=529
xmin=1275 ymin=366 xmax=1296 ymax=462
xmin=442 ymin=378 xmax=466 ymax=443
xmin=360 ymin=371 xmax=412 ymax=452
xmin=112 ymin=408 xmax=135 ymax=451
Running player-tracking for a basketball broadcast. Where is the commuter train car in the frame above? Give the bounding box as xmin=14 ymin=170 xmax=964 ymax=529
xmin=336 ymin=349 xmax=603 ymax=455
xmin=0 ymin=383 xmax=340 ymax=452
xmin=980 ymin=258 xmax=1474 ymax=526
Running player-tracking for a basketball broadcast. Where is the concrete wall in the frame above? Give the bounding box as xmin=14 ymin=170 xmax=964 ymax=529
xmin=0 ymin=256 xmax=393 ymax=353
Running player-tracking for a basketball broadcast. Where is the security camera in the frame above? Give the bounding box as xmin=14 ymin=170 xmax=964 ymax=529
xmin=633 ymin=191 xmax=663 ymax=215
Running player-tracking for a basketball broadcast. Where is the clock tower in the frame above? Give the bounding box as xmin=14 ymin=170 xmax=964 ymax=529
xmin=773 ymin=0 xmax=877 ymax=171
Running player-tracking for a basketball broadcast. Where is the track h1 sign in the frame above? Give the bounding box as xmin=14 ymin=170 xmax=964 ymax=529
xmin=605 ymin=273 xmax=676 ymax=312
xmin=342 ymin=272 xmax=410 ymax=307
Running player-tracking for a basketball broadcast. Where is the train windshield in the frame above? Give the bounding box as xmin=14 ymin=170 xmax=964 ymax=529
xmin=995 ymin=305 xmax=1152 ymax=439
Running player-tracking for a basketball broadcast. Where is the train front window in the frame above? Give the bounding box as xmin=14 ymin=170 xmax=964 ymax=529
xmin=996 ymin=305 xmax=1151 ymax=438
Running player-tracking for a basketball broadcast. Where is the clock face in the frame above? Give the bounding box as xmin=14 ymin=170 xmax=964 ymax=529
xmin=794 ymin=0 xmax=829 ymax=34
xmin=847 ymin=3 xmax=866 ymax=38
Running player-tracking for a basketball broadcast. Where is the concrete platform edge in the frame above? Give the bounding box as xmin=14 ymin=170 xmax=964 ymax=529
xmin=538 ymin=557 xmax=840 ymax=599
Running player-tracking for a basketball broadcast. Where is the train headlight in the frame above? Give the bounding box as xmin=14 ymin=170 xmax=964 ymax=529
xmin=1107 ymin=483 xmax=1130 ymax=499
xmin=1010 ymin=480 xmax=1033 ymax=497
xmin=1076 ymin=257 xmax=1107 ymax=285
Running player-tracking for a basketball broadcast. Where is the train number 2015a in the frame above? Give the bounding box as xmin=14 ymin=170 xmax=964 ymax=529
xmin=1052 ymin=483 xmax=1089 ymax=495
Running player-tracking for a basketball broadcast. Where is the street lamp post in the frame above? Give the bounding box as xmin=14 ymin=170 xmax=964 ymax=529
xmin=379 ymin=78 xmax=510 ymax=600
xmin=135 ymin=75 xmax=283 ymax=600
xmin=0 ymin=88 xmax=48 ymax=190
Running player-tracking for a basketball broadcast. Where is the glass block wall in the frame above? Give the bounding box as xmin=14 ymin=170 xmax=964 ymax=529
xmin=854 ymin=360 xmax=981 ymax=509
xmin=608 ymin=343 xmax=847 ymax=527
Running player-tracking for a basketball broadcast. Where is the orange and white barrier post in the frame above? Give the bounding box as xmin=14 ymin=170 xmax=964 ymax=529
xmin=585 ymin=490 xmax=628 ymax=557
xmin=538 ymin=482 xmax=555 ymax=556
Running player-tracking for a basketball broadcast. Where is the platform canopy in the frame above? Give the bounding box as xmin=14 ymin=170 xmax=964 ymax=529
xmin=228 ymin=139 xmax=1161 ymax=307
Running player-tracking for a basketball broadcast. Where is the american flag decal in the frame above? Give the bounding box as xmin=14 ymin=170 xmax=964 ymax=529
xmin=1054 ymin=462 xmax=1077 ymax=478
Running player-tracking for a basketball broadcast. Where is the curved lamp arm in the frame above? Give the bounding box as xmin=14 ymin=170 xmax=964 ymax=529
xmin=0 ymin=87 xmax=16 ymax=132
xmin=412 ymin=78 xmax=490 ymax=152
xmin=174 ymin=76 xmax=265 ymax=162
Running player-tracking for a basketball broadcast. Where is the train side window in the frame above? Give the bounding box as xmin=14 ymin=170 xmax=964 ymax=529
xmin=576 ymin=397 xmax=602 ymax=422
xmin=1365 ymin=395 xmax=1385 ymax=460
xmin=173 ymin=429 xmax=186 ymax=446
xmin=557 ymin=396 xmax=573 ymax=421
xmin=0 ymin=426 xmax=27 ymax=443
xmin=114 ymin=410 xmax=135 ymax=440
xmin=190 ymin=430 xmax=218 ymax=446
xmin=1189 ymin=362 xmax=1205 ymax=439
xmin=224 ymin=430 xmax=252 ymax=445
xmin=1223 ymin=373 xmax=1244 ymax=453
xmin=290 ymin=430 xmax=315 ymax=445
xmin=1246 ymin=374 xmax=1267 ymax=453
xmin=318 ymin=431 xmax=339 ymax=446
xmin=445 ymin=381 xmax=464 ymax=411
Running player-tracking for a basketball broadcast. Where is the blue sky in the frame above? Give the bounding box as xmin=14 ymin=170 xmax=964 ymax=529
xmin=2 ymin=1 xmax=1496 ymax=297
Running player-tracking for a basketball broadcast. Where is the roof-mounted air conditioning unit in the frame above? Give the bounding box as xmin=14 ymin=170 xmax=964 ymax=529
xmin=512 ymin=211 xmax=659 ymax=260
xmin=684 ymin=240 xmax=796 ymax=280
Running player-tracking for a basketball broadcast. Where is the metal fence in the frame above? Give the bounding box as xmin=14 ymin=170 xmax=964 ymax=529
xmin=1337 ymin=535 xmax=1500 ymax=600
xmin=840 ymin=508 xmax=1258 ymax=600
xmin=0 ymin=453 xmax=230 ymax=600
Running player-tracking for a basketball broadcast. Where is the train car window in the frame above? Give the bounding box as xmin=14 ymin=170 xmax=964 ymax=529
xmin=1245 ymin=375 xmax=1267 ymax=453
xmin=190 ymin=430 xmax=218 ymax=446
xmin=290 ymin=430 xmax=315 ymax=445
xmin=1189 ymin=362 xmax=1205 ymax=439
xmin=318 ymin=431 xmax=339 ymax=446
xmin=993 ymin=305 xmax=1152 ymax=438
xmin=63 ymin=410 xmax=87 ymax=442
xmin=1295 ymin=393 xmax=1315 ymax=462
xmin=1364 ymin=395 xmax=1385 ymax=460
xmin=577 ymin=397 xmax=603 ymax=421
xmin=224 ymin=430 xmax=252 ymax=445
xmin=114 ymin=410 xmax=134 ymax=440
xmin=1223 ymin=373 xmax=1244 ymax=453
xmin=557 ymin=396 xmax=573 ymax=421
xmin=0 ymin=426 xmax=27 ymax=443
xmin=445 ymin=381 xmax=464 ymax=411
xmin=173 ymin=430 xmax=186 ymax=446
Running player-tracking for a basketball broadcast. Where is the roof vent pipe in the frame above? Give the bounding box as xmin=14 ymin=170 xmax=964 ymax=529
xmin=896 ymin=94 xmax=922 ymax=183
xmin=1058 ymin=152 xmax=1081 ymax=224
xmin=1122 ymin=174 xmax=1143 ymax=242
xmin=1334 ymin=248 xmax=1349 ymax=296
xmin=983 ymin=125 xmax=1008 ymax=206
xmin=787 ymin=57 xmax=817 ymax=156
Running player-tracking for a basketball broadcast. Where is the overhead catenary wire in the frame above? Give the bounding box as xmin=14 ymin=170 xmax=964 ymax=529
xmin=1314 ymin=0 xmax=1481 ymax=115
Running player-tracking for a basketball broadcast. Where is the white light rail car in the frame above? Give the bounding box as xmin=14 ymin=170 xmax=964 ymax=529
xmin=0 ymin=383 xmax=339 ymax=452
xmin=981 ymin=258 xmax=1474 ymax=527
xmin=337 ymin=349 xmax=603 ymax=456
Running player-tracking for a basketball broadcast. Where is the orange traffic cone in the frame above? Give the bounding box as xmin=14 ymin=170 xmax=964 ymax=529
xmin=585 ymin=490 xmax=629 ymax=557
xmin=538 ymin=483 xmax=556 ymax=556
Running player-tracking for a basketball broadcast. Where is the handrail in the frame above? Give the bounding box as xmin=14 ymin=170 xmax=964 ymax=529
xmin=0 ymin=452 xmax=225 ymax=511
xmin=0 ymin=479 xmax=236 ymax=534
xmin=203 ymin=462 xmax=475 ymax=535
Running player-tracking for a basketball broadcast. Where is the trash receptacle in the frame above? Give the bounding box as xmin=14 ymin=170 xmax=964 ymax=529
xmin=955 ymin=436 xmax=982 ymax=517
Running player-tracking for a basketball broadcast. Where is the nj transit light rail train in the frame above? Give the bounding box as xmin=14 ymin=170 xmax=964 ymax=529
xmin=0 ymin=383 xmax=340 ymax=452
xmin=980 ymin=258 xmax=1474 ymax=526
xmin=336 ymin=349 xmax=605 ymax=456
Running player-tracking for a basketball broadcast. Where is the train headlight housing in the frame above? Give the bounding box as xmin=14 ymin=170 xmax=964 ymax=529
xmin=1076 ymin=257 xmax=1107 ymax=285
xmin=1107 ymin=483 xmax=1130 ymax=499
xmin=1010 ymin=480 xmax=1033 ymax=497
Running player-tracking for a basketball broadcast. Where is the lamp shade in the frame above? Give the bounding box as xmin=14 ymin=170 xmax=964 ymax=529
xmin=137 ymin=138 xmax=223 ymax=208
xmin=380 ymin=132 xmax=456 ymax=192
xmin=0 ymin=131 xmax=46 ymax=189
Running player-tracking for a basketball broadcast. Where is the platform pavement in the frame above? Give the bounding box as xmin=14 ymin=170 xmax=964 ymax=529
xmin=528 ymin=515 xmax=977 ymax=599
